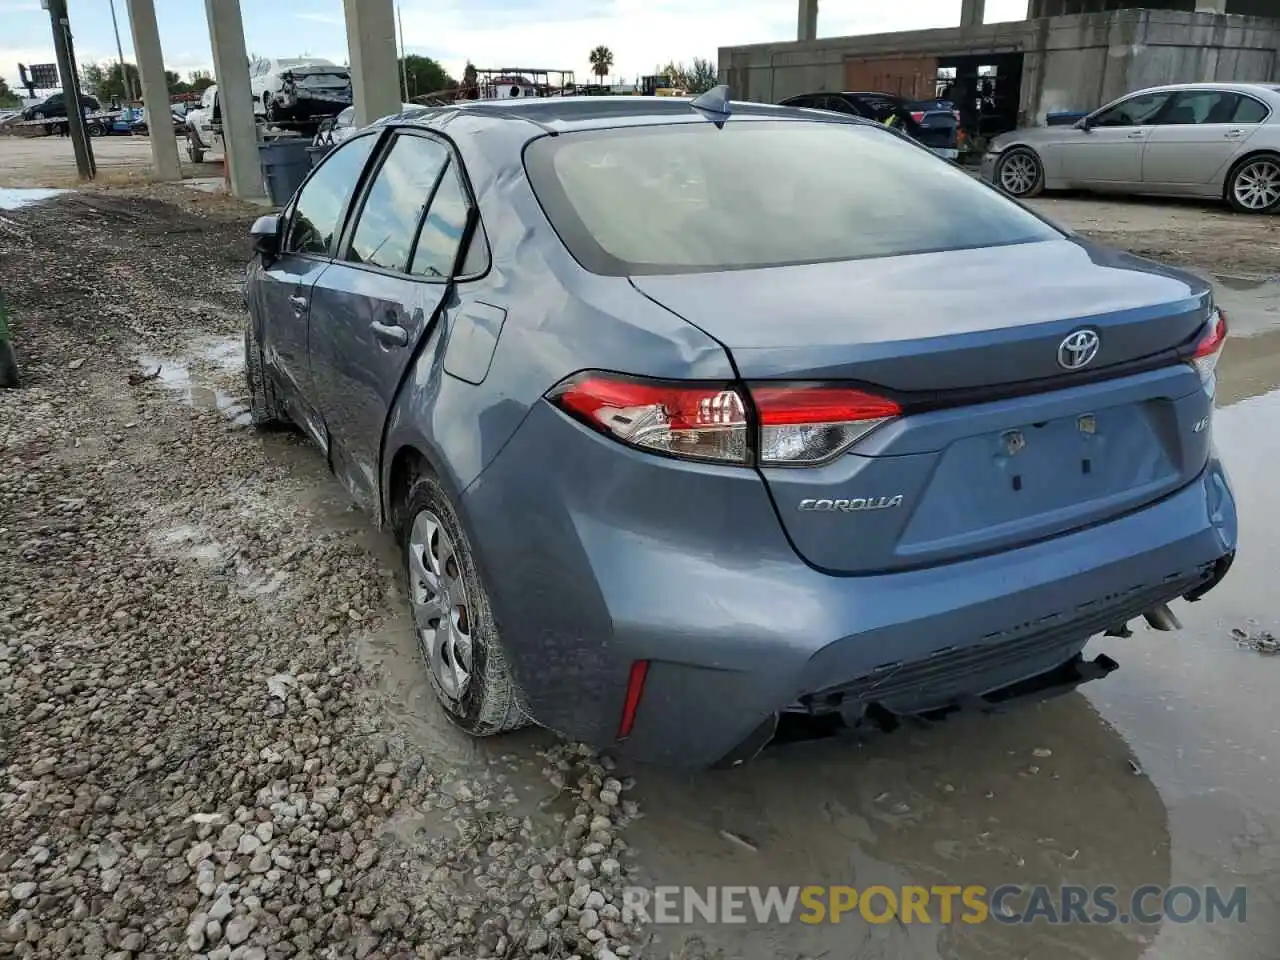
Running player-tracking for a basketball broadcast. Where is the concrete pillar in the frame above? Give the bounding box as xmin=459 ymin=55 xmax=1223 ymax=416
xmin=1194 ymin=0 xmax=1227 ymax=11
xmin=124 ymin=0 xmax=181 ymax=181
xmin=204 ymin=0 xmax=263 ymax=200
xmin=797 ymin=0 xmax=818 ymax=42
xmin=961 ymin=0 xmax=986 ymax=26
xmin=343 ymin=0 xmax=401 ymax=127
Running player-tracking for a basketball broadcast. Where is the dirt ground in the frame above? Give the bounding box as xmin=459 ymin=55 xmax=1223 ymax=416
xmin=0 ymin=136 xmax=226 ymax=190
xmin=1 ymin=179 xmax=1278 ymax=960
xmin=1027 ymin=194 xmax=1280 ymax=280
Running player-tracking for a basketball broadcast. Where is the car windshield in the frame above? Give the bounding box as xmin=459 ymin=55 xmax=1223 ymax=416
xmin=525 ymin=119 xmax=1060 ymax=276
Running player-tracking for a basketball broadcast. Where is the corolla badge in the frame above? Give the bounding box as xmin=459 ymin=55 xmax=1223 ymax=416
xmin=799 ymin=496 xmax=904 ymax=513
xmin=1058 ymin=329 xmax=1100 ymax=371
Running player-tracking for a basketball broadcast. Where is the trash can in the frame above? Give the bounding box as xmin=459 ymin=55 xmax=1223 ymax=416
xmin=258 ymin=137 xmax=313 ymax=206
xmin=307 ymin=142 xmax=335 ymax=169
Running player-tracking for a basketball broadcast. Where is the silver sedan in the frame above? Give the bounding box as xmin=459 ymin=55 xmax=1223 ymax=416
xmin=983 ymin=82 xmax=1280 ymax=214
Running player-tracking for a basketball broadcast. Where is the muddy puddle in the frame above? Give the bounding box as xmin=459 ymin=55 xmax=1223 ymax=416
xmin=0 ymin=187 xmax=68 ymax=211
xmin=136 ymin=335 xmax=252 ymax=426
xmin=1213 ymin=276 xmax=1280 ymax=339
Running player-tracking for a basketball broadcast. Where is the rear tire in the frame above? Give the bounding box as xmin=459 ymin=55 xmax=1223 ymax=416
xmin=187 ymin=133 xmax=205 ymax=164
xmin=1225 ymin=153 xmax=1280 ymax=214
xmin=399 ymin=472 xmax=527 ymax=737
xmin=243 ymin=320 xmax=287 ymax=428
xmin=995 ymin=147 xmax=1045 ymax=199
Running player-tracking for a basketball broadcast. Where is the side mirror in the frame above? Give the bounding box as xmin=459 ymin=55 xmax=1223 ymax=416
xmin=250 ymin=214 xmax=281 ymax=259
xmin=1074 ymin=116 xmax=1093 ymax=131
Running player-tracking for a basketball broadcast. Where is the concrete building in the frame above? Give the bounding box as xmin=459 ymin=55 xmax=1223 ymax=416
xmin=721 ymin=1 xmax=1280 ymax=130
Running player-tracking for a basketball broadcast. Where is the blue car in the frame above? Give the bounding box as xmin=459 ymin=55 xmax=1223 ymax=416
xmin=242 ymin=93 xmax=1236 ymax=767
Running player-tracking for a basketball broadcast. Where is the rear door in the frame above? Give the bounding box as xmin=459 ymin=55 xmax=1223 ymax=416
xmin=1141 ymin=90 xmax=1268 ymax=189
xmin=306 ymin=129 xmax=473 ymax=511
xmin=1058 ymin=91 xmax=1173 ymax=187
xmin=253 ymin=131 xmax=379 ymax=447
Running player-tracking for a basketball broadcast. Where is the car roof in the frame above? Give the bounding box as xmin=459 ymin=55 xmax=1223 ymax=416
xmin=384 ymin=95 xmax=870 ymax=135
xmin=1124 ymin=81 xmax=1280 ymax=101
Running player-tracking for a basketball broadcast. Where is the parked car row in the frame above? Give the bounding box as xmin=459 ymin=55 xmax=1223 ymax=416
xmin=780 ymin=90 xmax=961 ymax=160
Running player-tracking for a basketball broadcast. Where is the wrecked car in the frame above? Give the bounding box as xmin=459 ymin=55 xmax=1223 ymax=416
xmin=252 ymin=56 xmax=353 ymax=123
xmin=240 ymin=92 xmax=1237 ymax=768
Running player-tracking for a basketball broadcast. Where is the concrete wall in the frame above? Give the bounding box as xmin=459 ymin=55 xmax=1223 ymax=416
xmin=720 ymin=9 xmax=1280 ymax=124
xmin=1029 ymin=10 xmax=1280 ymax=118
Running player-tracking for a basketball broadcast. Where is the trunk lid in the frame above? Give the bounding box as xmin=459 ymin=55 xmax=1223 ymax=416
xmin=631 ymin=239 xmax=1215 ymax=573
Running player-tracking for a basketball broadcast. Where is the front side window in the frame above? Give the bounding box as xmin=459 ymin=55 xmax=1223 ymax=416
xmin=525 ymin=120 xmax=1060 ymax=276
xmin=1092 ymin=92 xmax=1171 ymax=127
xmin=347 ymin=134 xmax=450 ymax=272
xmin=284 ymin=134 xmax=377 ymax=256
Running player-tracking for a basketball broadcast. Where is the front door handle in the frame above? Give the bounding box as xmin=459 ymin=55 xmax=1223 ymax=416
xmin=1126 ymin=131 xmax=1147 ymax=139
xmin=288 ymin=295 xmax=308 ymax=312
xmin=370 ymin=319 xmax=409 ymax=348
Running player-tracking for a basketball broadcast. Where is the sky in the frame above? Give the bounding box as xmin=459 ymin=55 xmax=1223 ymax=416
xmin=2 ymin=0 xmax=1031 ymax=94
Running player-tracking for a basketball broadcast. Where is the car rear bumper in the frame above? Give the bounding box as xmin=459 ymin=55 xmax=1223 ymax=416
xmin=462 ymin=403 xmax=1237 ymax=768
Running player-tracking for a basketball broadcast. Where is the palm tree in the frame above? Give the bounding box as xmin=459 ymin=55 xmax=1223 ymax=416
xmin=589 ymin=45 xmax=614 ymax=82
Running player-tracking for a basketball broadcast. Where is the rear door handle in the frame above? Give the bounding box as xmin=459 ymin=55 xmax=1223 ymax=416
xmin=370 ymin=319 xmax=409 ymax=348
xmin=1224 ymin=129 xmax=1244 ymax=139
xmin=1126 ymin=131 xmax=1147 ymax=139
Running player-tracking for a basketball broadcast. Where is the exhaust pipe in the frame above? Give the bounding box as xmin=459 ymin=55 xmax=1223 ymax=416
xmin=1143 ymin=603 xmax=1182 ymax=632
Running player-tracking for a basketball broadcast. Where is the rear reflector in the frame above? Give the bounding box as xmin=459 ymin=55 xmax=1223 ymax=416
xmin=548 ymin=373 xmax=900 ymax=467
xmin=1191 ymin=308 xmax=1228 ymax=383
xmin=617 ymin=660 xmax=649 ymax=740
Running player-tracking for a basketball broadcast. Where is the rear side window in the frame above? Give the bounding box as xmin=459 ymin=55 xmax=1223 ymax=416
xmin=409 ymin=161 xmax=470 ymax=278
xmin=347 ymin=134 xmax=449 ymax=271
xmin=1234 ymin=96 xmax=1268 ymax=124
xmin=524 ymin=120 xmax=1060 ymax=276
xmin=285 ymin=134 xmax=377 ymax=256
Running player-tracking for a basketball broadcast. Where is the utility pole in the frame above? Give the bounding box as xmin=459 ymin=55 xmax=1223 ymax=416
xmin=396 ymin=2 xmax=409 ymax=101
xmin=46 ymin=0 xmax=96 ymax=180
xmin=108 ymin=0 xmax=134 ymax=101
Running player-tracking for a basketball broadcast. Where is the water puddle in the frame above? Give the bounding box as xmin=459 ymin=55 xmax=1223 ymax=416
xmin=136 ymin=335 xmax=251 ymax=426
xmin=1213 ymin=276 xmax=1280 ymax=338
xmin=0 ymin=187 xmax=68 ymax=210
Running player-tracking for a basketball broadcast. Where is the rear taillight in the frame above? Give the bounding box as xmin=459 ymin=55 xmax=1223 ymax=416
xmin=752 ymin=384 xmax=900 ymax=465
xmin=910 ymin=111 xmax=925 ymax=123
xmin=953 ymin=110 xmax=961 ymax=122
xmin=549 ymin=374 xmax=750 ymax=464
xmin=548 ymin=373 xmax=901 ymax=467
xmin=1190 ymin=308 xmax=1228 ymax=383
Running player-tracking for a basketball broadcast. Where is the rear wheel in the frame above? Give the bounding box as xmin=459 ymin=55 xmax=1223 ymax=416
xmin=87 ymin=122 xmax=104 ymax=138
xmin=400 ymin=472 xmax=527 ymax=737
xmin=243 ymin=320 xmax=287 ymax=427
xmin=187 ymin=133 xmax=205 ymax=164
xmin=1226 ymin=154 xmax=1280 ymax=214
xmin=996 ymin=147 xmax=1045 ymax=199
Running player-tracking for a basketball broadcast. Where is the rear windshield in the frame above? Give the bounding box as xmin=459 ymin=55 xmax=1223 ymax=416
xmin=524 ymin=120 xmax=1060 ymax=276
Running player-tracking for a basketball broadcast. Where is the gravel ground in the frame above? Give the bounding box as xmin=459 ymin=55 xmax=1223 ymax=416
xmin=0 ymin=188 xmax=644 ymax=960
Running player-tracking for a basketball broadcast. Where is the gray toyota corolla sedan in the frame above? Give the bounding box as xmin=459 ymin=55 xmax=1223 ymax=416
xmin=242 ymin=91 xmax=1237 ymax=767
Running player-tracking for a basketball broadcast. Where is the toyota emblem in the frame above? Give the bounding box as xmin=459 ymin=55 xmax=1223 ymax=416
xmin=1058 ymin=329 xmax=1100 ymax=371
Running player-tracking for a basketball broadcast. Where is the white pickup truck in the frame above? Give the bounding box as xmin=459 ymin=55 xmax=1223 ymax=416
xmin=183 ymin=84 xmax=271 ymax=163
